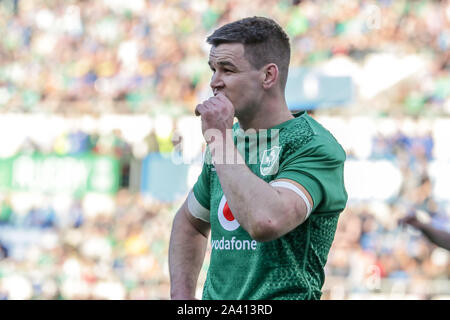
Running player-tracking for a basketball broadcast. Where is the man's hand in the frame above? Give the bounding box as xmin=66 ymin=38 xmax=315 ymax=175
xmin=399 ymin=211 xmax=450 ymax=250
xmin=399 ymin=214 xmax=423 ymax=229
xmin=195 ymin=93 xmax=235 ymax=138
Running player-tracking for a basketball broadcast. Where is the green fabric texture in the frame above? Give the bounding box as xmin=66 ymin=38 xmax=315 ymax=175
xmin=192 ymin=112 xmax=348 ymax=300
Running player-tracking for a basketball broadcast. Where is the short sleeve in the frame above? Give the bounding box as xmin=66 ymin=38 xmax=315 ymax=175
xmin=275 ymin=136 xmax=347 ymax=214
xmin=192 ymin=149 xmax=212 ymax=211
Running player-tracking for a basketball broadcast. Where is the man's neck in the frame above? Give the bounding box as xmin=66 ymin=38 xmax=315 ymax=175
xmin=238 ymin=99 xmax=294 ymax=131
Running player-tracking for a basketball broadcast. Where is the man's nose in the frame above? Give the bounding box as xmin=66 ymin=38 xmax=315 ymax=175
xmin=210 ymin=72 xmax=224 ymax=93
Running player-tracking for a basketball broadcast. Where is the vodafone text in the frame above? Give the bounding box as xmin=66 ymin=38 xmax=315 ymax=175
xmin=211 ymin=236 xmax=257 ymax=251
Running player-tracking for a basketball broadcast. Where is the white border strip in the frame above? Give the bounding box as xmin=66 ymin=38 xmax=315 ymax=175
xmin=187 ymin=189 xmax=210 ymax=222
xmin=270 ymin=181 xmax=312 ymax=219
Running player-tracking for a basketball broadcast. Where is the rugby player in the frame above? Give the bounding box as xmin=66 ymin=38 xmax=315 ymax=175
xmin=169 ymin=16 xmax=348 ymax=300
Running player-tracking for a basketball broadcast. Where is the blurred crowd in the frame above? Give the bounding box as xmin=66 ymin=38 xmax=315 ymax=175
xmin=322 ymin=116 xmax=450 ymax=299
xmin=0 ymin=190 xmax=175 ymax=299
xmin=0 ymin=114 xmax=448 ymax=299
xmin=0 ymin=0 xmax=449 ymax=115
xmin=0 ymin=0 xmax=449 ymax=300
xmin=323 ymin=202 xmax=450 ymax=299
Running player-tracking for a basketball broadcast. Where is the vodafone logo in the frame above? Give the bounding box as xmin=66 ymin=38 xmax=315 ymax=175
xmin=217 ymin=195 xmax=240 ymax=231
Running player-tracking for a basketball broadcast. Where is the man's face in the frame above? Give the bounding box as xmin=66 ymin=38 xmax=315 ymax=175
xmin=208 ymin=43 xmax=263 ymax=118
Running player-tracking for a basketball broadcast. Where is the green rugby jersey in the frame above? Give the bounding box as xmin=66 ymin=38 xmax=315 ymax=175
xmin=192 ymin=111 xmax=348 ymax=300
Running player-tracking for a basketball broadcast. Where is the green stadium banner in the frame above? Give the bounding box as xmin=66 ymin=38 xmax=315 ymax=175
xmin=0 ymin=157 xmax=12 ymax=192
xmin=0 ymin=153 xmax=119 ymax=196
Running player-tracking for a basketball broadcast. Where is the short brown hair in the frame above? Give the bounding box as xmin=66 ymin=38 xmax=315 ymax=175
xmin=207 ymin=16 xmax=291 ymax=91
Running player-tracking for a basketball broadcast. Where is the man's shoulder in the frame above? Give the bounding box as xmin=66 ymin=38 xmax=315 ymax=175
xmin=280 ymin=113 xmax=346 ymax=161
xmin=278 ymin=113 xmax=315 ymax=151
xmin=283 ymin=112 xmax=331 ymax=141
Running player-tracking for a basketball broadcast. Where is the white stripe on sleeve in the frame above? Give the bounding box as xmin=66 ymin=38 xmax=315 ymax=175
xmin=187 ymin=189 xmax=210 ymax=223
xmin=270 ymin=181 xmax=313 ymax=219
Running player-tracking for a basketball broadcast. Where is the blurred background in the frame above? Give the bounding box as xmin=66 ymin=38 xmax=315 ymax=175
xmin=0 ymin=0 xmax=449 ymax=300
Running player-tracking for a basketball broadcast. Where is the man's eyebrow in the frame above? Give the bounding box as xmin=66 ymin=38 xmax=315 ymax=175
xmin=208 ymin=60 xmax=237 ymax=69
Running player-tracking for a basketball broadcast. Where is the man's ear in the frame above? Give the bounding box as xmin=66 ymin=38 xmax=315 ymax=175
xmin=261 ymin=63 xmax=279 ymax=90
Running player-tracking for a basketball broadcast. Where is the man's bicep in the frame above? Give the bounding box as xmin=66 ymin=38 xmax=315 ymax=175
xmin=274 ymin=168 xmax=323 ymax=214
xmin=270 ymin=178 xmax=314 ymax=224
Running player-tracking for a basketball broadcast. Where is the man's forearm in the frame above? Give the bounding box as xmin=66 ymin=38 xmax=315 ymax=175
xmin=212 ymin=132 xmax=285 ymax=240
xmin=419 ymin=224 xmax=450 ymax=250
xmin=169 ymin=209 xmax=208 ymax=299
